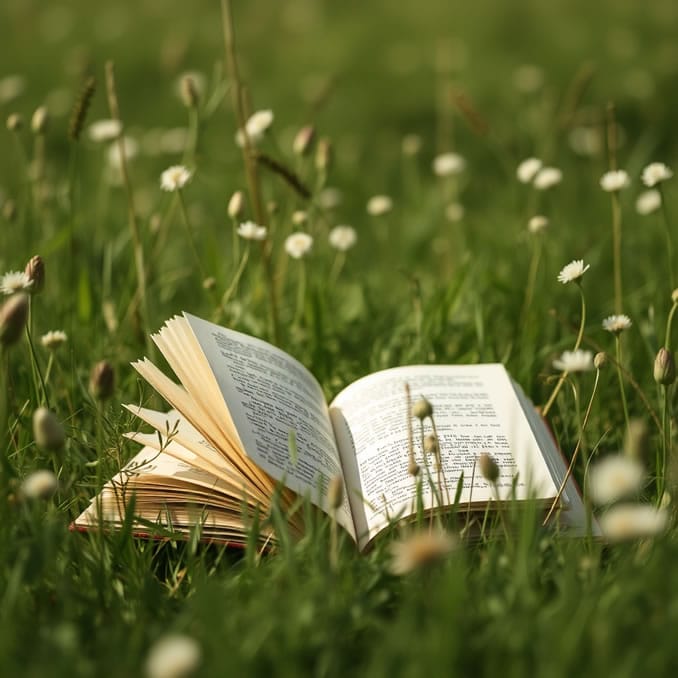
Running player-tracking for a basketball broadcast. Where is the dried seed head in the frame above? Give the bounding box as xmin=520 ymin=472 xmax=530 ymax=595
xmin=180 ymin=75 xmax=200 ymax=109
xmin=327 ymin=474 xmax=344 ymax=510
xmin=654 ymin=347 xmax=676 ymax=385
xmin=408 ymin=460 xmax=421 ymax=477
xmin=0 ymin=292 xmax=29 ymax=347
xmin=32 ymin=407 xmax=66 ymax=451
xmin=411 ymin=397 xmax=433 ymax=421
xmin=227 ymin=190 xmax=244 ymax=219
xmin=593 ymin=352 xmax=607 ymax=370
xmin=292 ymin=125 xmax=315 ymax=157
xmin=478 ymin=452 xmax=500 ymax=484
xmin=24 ymin=255 xmax=45 ymax=294
xmin=315 ymin=137 xmax=332 ymax=171
xmin=623 ymin=418 xmax=649 ymax=462
xmin=6 ymin=113 xmax=22 ymax=132
xmin=31 ymin=106 xmax=48 ymax=135
xmin=90 ymin=360 xmax=115 ymax=400
xmin=424 ymin=434 xmax=439 ymax=455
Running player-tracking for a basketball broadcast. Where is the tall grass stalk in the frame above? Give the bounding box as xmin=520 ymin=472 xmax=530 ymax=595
xmin=658 ymin=184 xmax=675 ymax=290
xmin=614 ymin=334 xmax=630 ymax=434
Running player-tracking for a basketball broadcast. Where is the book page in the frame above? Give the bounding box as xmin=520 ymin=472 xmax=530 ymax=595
xmin=330 ymin=364 xmax=559 ymax=548
xmin=183 ymin=314 xmax=354 ymax=538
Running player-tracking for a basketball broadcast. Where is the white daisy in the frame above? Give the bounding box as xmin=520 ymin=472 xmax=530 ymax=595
xmin=552 ymin=349 xmax=594 ymax=372
xmin=557 ymin=259 xmax=590 ymax=284
xmin=528 ymin=215 xmax=549 ymax=234
xmin=285 ymin=232 xmax=313 ymax=259
xmin=433 ymin=152 xmax=466 ymax=177
xmin=1 ymin=270 xmax=34 ymax=295
xmin=642 ymin=162 xmax=673 ymax=188
xmin=600 ymin=169 xmax=630 ymax=192
xmin=533 ymin=166 xmax=563 ymax=190
xmin=588 ymin=455 xmax=644 ymax=506
xmin=235 ymin=109 xmax=274 ymax=147
xmin=329 ymin=225 xmax=357 ymax=252
xmin=635 ymin=189 xmax=661 ymax=216
xmin=237 ymin=221 xmax=267 ymax=241
xmin=516 ymin=157 xmax=542 ymax=184
xmin=160 ymin=165 xmax=192 ymax=192
xmin=145 ymin=634 xmax=202 ymax=678
xmin=602 ymin=314 xmax=632 ymax=334
xmin=598 ymin=504 xmax=667 ymax=542
xmin=40 ymin=330 xmax=68 ymax=350
xmin=88 ymin=119 xmax=122 ymax=143
xmin=367 ymin=195 xmax=393 ymax=216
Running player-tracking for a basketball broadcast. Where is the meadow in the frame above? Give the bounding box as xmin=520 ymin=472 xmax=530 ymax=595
xmin=2 ymin=0 xmax=678 ymax=675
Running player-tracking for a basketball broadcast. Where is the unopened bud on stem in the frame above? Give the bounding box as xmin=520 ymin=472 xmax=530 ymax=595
xmin=0 ymin=293 xmax=29 ymax=347
xmin=478 ymin=452 xmax=500 ymax=484
xmin=90 ymin=360 xmax=115 ymax=401
xmin=412 ymin=397 xmax=433 ymax=421
xmin=654 ymin=347 xmax=676 ymax=385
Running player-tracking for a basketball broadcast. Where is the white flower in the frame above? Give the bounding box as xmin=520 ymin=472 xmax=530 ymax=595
xmin=433 ymin=152 xmax=466 ymax=177
xmin=1 ymin=271 xmax=33 ymax=295
xmin=285 ymin=232 xmax=313 ymax=259
xmin=317 ymin=187 xmax=342 ymax=209
xmin=107 ymin=136 xmax=138 ymax=169
xmin=602 ymin=314 xmax=632 ymax=334
xmin=588 ymin=455 xmax=645 ymax=505
xmin=40 ymin=330 xmax=67 ymax=350
xmin=600 ymin=169 xmax=630 ymax=192
xmin=145 ymin=634 xmax=201 ymax=678
xmin=636 ymin=189 xmax=661 ymax=215
xmin=237 ymin=221 xmax=267 ymax=241
xmin=552 ymin=350 xmax=594 ymax=372
xmin=292 ymin=210 xmax=308 ymax=225
xmin=516 ymin=157 xmax=542 ymax=183
xmin=557 ymin=259 xmax=590 ymax=284
xmin=367 ymin=195 xmax=393 ymax=216
xmin=528 ymin=215 xmax=548 ymax=234
xmin=329 ymin=225 xmax=357 ymax=252
xmin=33 ymin=407 xmax=65 ymax=451
xmin=88 ymin=119 xmax=122 ymax=143
xmin=160 ymin=165 xmax=192 ymax=192
xmin=533 ymin=167 xmax=563 ymax=190
xmin=642 ymin=162 xmax=673 ymax=188
xmin=598 ymin=504 xmax=667 ymax=542
xmin=235 ymin=109 xmax=274 ymax=147
xmin=21 ymin=470 xmax=58 ymax=500
xmin=388 ymin=529 xmax=457 ymax=575
xmin=445 ymin=203 xmax=465 ymax=222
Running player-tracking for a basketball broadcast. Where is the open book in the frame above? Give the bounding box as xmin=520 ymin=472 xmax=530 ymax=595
xmin=74 ymin=313 xmax=588 ymax=551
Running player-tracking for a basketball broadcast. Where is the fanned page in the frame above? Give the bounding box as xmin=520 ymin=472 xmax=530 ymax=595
xmin=329 ymin=364 xmax=561 ymax=550
xmin=182 ymin=314 xmax=355 ymax=539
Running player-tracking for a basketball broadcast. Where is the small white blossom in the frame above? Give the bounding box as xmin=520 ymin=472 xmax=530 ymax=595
xmin=433 ymin=152 xmax=466 ymax=177
xmin=445 ymin=203 xmax=465 ymax=222
xmin=21 ymin=470 xmax=58 ymax=500
xmin=568 ymin=126 xmax=603 ymax=157
xmin=292 ymin=210 xmax=308 ymax=225
xmin=552 ymin=350 xmax=594 ymax=372
xmin=600 ymin=169 xmax=630 ymax=192
xmin=598 ymin=504 xmax=667 ymax=542
xmin=160 ymin=165 xmax=192 ymax=192
xmin=388 ymin=529 xmax=457 ymax=576
xmin=33 ymin=407 xmax=65 ymax=451
xmin=367 ymin=195 xmax=393 ymax=216
xmin=588 ymin=455 xmax=645 ymax=506
xmin=285 ymin=232 xmax=313 ymax=259
xmin=602 ymin=314 xmax=632 ymax=334
xmin=237 ymin=221 xmax=267 ymax=241
xmin=528 ymin=215 xmax=549 ymax=234
xmin=40 ymin=330 xmax=68 ymax=350
xmin=1 ymin=271 xmax=33 ymax=295
xmin=533 ymin=167 xmax=563 ymax=190
xmin=557 ymin=259 xmax=590 ymax=284
xmin=145 ymin=634 xmax=201 ymax=678
xmin=329 ymin=225 xmax=357 ymax=251
xmin=317 ymin=187 xmax=342 ymax=209
xmin=642 ymin=162 xmax=673 ymax=188
xmin=516 ymin=157 xmax=542 ymax=184
xmin=88 ymin=119 xmax=122 ymax=143
xmin=235 ymin=109 xmax=274 ymax=147
xmin=636 ymin=189 xmax=661 ymax=216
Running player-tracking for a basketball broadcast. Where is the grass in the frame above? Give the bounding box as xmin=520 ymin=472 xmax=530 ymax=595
xmin=2 ymin=0 xmax=678 ymax=675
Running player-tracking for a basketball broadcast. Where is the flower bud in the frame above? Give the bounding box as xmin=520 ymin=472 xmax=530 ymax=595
xmin=424 ymin=434 xmax=439 ymax=456
xmin=593 ymin=352 xmax=607 ymax=370
xmin=31 ymin=106 xmax=48 ymax=135
xmin=478 ymin=452 xmax=500 ymax=484
xmin=6 ymin=113 xmax=22 ymax=132
xmin=180 ymin=75 xmax=199 ymax=109
xmin=654 ymin=347 xmax=676 ymax=385
xmin=327 ymin=474 xmax=344 ymax=510
xmin=0 ymin=293 xmax=29 ymax=347
xmin=293 ymin=125 xmax=315 ymax=157
xmin=623 ymin=418 xmax=649 ymax=463
xmin=408 ymin=460 xmax=421 ymax=477
xmin=315 ymin=137 xmax=332 ymax=171
xmin=25 ymin=255 xmax=45 ymax=294
xmin=21 ymin=469 xmax=58 ymax=500
xmin=90 ymin=360 xmax=115 ymax=400
xmin=227 ymin=190 xmax=244 ymax=219
xmin=33 ymin=407 xmax=65 ymax=451
xmin=411 ymin=397 xmax=433 ymax=421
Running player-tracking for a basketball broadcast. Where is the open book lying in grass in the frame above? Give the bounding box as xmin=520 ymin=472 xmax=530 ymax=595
xmin=74 ymin=313 xmax=588 ymax=551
